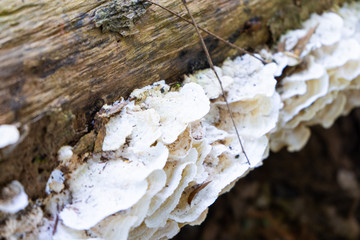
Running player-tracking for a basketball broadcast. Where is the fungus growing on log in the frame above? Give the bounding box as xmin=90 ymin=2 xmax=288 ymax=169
xmin=1 ymin=2 xmax=360 ymax=240
xmin=0 ymin=181 xmax=28 ymax=214
xmin=0 ymin=125 xmax=19 ymax=149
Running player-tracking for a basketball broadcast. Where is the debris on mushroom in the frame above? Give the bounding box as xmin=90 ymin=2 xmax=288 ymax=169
xmin=45 ymin=169 xmax=65 ymax=194
xmin=0 ymin=205 xmax=43 ymax=239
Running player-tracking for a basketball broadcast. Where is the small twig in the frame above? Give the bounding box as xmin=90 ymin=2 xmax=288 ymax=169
xmin=52 ymin=214 xmax=59 ymax=236
xmin=188 ymin=181 xmax=211 ymax=205
xmin=293 ymin=24 xmax=319 ymax=56
xmin=145 ymin=0 xmax=267 ymax=65
xmin=180 ymin=0 xmax=250 ymax=165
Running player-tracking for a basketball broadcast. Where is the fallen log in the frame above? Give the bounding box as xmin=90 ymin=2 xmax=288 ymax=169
xmin=0 ymin=0 xmax=352 ymax=198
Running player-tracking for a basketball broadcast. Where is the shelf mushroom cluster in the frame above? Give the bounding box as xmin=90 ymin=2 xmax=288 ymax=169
xmin=1 ymin=2 xmax=360 ymax=240
xmin=269 ymin=6 xmax=360 ymax=151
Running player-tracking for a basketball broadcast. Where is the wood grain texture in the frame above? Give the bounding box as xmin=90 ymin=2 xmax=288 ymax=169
xmin=0 ymin=0 xmax=353 ymax=198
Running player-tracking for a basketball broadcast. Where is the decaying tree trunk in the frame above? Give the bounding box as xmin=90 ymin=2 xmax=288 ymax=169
xmin=0 ymin=0 xmax=352 ymax=199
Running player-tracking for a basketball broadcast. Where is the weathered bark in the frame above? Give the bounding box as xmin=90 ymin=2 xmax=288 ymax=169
xmin=0 ymin=0 xmax=353 ymax=198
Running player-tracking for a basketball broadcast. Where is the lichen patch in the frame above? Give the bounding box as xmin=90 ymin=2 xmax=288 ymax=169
xmin=94 ymin=0 xmax=151 ymax=36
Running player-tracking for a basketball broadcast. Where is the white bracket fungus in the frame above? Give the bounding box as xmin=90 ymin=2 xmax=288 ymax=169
xmin=269 ymin=2 xmax=360 ymax=151
xmin=2 ymin=2 xmax=360 ymax=239
xmin=0 ymin=125 xmax=20 ymax=149
xmin=0 ymin=181 xmax=28 ymax=214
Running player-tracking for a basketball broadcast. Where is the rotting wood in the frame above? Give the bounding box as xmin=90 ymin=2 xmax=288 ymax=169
xmin=0 ymin=0 xmax=354 ymax=198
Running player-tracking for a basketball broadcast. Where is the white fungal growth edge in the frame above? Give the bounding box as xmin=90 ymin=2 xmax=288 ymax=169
xmin=0 ymin=181 xmax=28 ymax=214
xmin=0 ymin=124 xmax=20 ymax=149
xmin=7 ymin=2 xmax=360 ymax=239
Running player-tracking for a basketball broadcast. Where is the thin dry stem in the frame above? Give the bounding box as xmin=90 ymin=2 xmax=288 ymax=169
xmin=180 ymin=0 xmax=251 ymax=165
